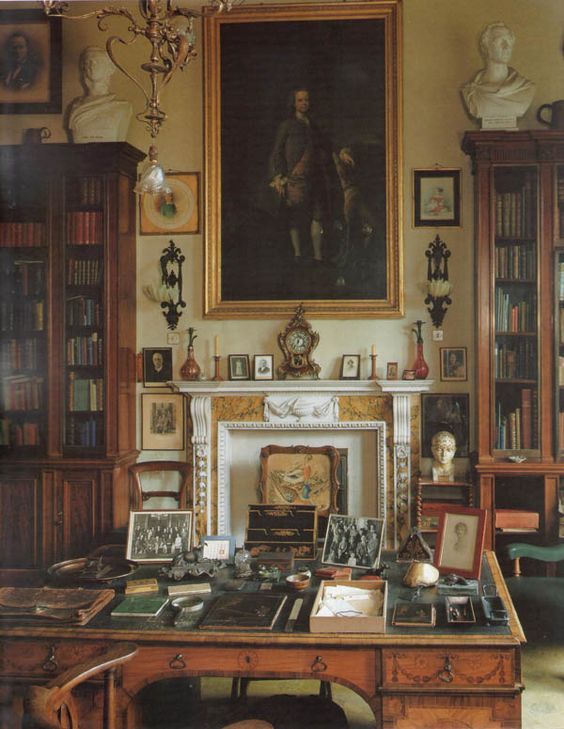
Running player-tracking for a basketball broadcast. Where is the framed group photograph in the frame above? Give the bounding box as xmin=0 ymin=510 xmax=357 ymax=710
xmin=440 ymin=346 xmax=467 ymax=381
xmin=421 ymin=393 xmax=470 ymax=458
xmin=140 ymin=172 xmax=200 ymax=235
xmin=202 ymin=535 xmax=236 ymax=563
xmin=142 ymin=347 xmax=173 ymax=387
xmin=0 ymin=10 xmax=62 ymax=114
xmin=413 ymin=168 xmax=461 ymax=227
xmin=433 ymin=507 xmax=487 ymax=579
xmin=141 ymin=393 xmax=185 ymax=451
xmin=340 ymin=354 xmax=360 ymax=380
xmin=228 ymin=354 xmax=250 ymax=380
xmin=203 ymin=1 xmax=402 ymax=318
xmin=253 ymin=354 xmax=274 ymax=380
xmin=126 ymin=509 xmax=192 ymax=563
xmin=321 ymin=514 xmax=384 ymax=570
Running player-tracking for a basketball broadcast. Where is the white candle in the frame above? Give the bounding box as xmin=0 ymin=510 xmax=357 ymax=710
xmin=214 ymin=335 xmax=220 ymax=357
xmin=371 ymin=345 xmax=376 ymax=357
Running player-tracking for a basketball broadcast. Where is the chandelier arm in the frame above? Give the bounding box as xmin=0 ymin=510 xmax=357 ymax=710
xmin=105 ymin=35 xmax=151 ymax=106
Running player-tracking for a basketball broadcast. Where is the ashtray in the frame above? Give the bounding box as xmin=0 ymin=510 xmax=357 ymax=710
xmin=171 ymin=596 xmax=204 ymax=613
xmin=445 ymin=596 xmax=476 ymax=625
xmin=286 ymin=573 xmax=310 ymax=591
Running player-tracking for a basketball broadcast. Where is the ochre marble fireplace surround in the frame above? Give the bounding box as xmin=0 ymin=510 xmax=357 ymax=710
xmin=172 ymin=380 xmax=433 ymax=549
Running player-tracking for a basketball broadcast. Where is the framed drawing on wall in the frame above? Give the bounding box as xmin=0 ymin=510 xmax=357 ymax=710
xmin=141 ymin=393 xmax=185 ymax=451
xmin=0 ymin=10 xmax=62 ymax=114
xmin=413 ymin=168 xmax=461 ymax=227
xmin=140 ymin=172 xmax=200 ymax=235
xmin=203 ymin=1 xmax=402 ymax=319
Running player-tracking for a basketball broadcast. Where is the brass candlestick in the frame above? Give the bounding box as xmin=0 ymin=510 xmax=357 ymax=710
xmin=212 ymin=355 xmax=223 ymax=381
xmin=369 ymin=354 xmax=378 ymax=380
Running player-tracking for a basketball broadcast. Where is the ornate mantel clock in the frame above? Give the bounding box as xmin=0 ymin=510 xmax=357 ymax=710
xmin=277 ymin=304 xmax=321 ymax=380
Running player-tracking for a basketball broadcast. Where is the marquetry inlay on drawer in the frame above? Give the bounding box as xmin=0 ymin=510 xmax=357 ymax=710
xmin=381 ymin=649 xmax=516 ymax=689
xmin=0 ymin=641 xmax=109 ymax=677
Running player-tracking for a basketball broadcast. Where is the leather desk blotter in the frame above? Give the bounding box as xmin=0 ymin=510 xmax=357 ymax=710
xmin=0 ymin=586 xmax=115 ymax=625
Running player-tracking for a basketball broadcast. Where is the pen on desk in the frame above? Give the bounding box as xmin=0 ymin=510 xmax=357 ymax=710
xmin=284 ymin=598 xmax=303 ymax=632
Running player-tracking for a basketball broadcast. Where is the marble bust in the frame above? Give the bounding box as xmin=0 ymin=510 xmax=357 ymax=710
xmin=67 ymin=46 xmax=132 ymax=143
xmin=431 ymin=430 xmax=456 ymax=482
xmin=461 ymin=21 xmax=535 ymax=129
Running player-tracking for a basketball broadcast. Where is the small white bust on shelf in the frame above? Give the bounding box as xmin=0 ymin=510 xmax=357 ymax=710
xmin=67 ymin=46 xmax=132 ymax=143
xmin=461 ymin=21 xmax=535 ymax=130
xmin=431 ymin=430 xmax=456 ymax=482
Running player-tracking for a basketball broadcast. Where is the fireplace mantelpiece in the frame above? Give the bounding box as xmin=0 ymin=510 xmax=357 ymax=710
xmin=171 ymin=379 xmax=433 ymax=548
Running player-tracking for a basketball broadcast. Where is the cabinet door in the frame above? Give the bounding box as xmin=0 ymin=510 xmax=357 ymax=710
xmin=53 ymin=470 xmax=104 ymax=561
xmin=0 ymin=474 xmax=42 ymax=570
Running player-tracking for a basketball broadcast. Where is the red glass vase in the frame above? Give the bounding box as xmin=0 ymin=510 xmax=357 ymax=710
xmin=180 ymin=345 xmax=201 ymax=381
xmin=413 ymin=342 xmax=429 ymax=380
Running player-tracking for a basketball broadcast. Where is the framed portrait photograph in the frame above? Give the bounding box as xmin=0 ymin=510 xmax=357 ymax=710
xmin=433 ymin=507 xmax=487 ymax=579
xmin=142 ymin=347 xmax=173 ymax=387
xmin=440 ymin=347 xmax=467 ymax=382
xmin=321 ymin=514 xmax=384 ymax=570
xmin=386 ymin=361 xmax=399 ymax=380
xmin=228 ymin=354 xmax=250 ymax=380
xmin=0 ymin=11 xmax=61 ymax=114
xmin=421 ymin=393 xmax=470 ymax=458
xmin=141 ymin=393 xmax=185 ymax=451
xmin=202 ymin=535 xmax=236 ymax=563
xmin=126 ymin=509 xmax=192 ymax=563
xmin=340 ymin=354 xmax=360 ymax=380
xmin=253 ymin=354 xmax=274 ymax=380
xmin=413 ymin=168 xmax=461 ymax=227
xmin=140 ymin=172 xmax=200 ymax=235
xmin=203 ymin=2 xmax=402 ymax=319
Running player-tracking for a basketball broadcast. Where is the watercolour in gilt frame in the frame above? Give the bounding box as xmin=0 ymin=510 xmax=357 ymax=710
xmin=0 ymin=10 xmax=62 ymax=114
xmin=203 ymin=1 xmax=402 ymax=319
xmin=413 ymin=168 xmax=461 ymax=228
xmin=140 ymin=172 xmax=200 ymax=235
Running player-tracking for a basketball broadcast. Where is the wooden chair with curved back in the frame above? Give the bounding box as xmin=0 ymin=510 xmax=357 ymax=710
xmin=23 ymin=642 xmax=138 ymax=729
xmin=129 ymin=460 xmax=192 ymax=511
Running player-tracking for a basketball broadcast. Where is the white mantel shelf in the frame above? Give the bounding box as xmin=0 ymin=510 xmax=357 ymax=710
xmin=170 ymin=379 xmax=435 ymax=395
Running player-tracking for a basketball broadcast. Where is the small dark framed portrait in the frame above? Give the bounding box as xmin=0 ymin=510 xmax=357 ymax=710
xmin=421 ymin=393 xmax=470 ymax=458
xmin=402 ymin=369 xmax=416 ymax=380
xmin=321 ymin=514 xmax=384 ymax=571
xmin=143 ymin=347 xmax=173 ymax=387
xmin=126 ymin=509 xmax=192 ymax=563
xmin=386 ymin=362 xmax=399 ymax=380
xmin=253 ymin=354 xmax=274 ymax=380
xmin=413 ymin=168 xmax=461 ymax=227
xmin=440 ymin=347 xmax=467 ymax=382
xmin=228 ymin=354 xmax=250 ymax=380
xmin=340 ymin=354 xmax=360 ymax=380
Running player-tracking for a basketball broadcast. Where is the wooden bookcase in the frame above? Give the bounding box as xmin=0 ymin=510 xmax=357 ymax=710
xmin=462 ymin=131 xmax=564 ymax=571
xmin=0 ymin=143 xmax=144 ymax=584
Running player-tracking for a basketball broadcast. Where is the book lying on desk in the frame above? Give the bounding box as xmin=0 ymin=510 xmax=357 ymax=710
xmin=111 ymin=595 xmax=169 ymax=618
xmin=392 ymin=601 xmax=435 ymax=627
xmin=199 ymin=593 xmax=287 ymax=630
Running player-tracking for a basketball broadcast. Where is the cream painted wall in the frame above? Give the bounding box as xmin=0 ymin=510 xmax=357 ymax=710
xmin=1 ymin=1 xmax=563 ymax=461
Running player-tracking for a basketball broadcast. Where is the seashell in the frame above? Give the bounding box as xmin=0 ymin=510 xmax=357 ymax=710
xmin=403 ymin=561 xmax=440 ymax=588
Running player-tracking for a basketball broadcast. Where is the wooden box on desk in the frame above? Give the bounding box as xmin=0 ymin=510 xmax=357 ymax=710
xmin=309 ymin=579 xmax=387 ymax=633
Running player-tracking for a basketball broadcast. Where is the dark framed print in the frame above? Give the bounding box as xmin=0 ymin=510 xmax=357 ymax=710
xmin=228 ymin=354 xmax=250 ymax=380
xmin=202 ymin=535 xmax=236 ymax=563
xmin=203 ymin=2 xmax=402 ymax=319
xmin=440 ymin=346 xmax=467 ymax=382
xmin=141 ymin=393 xmax=185 ymax=451
xmin=433 ymin=507 xmax=486 ymax=580
xmin=253 ymin=354 xmax=274 ymax=380
xmin=0 ymin=11 xmax=62 ymax=114
xmin=386 ymin=361 xmax=399 ymax=380
xmin=421 ymin=393 xmax=470 ymax=458
xmin=140 ymin=172 xmax=200 ymax=235
xmin=321 ymin=514 xmax=384 ymax=570
xmin=126 ymin=509 xmax=192 ymax=563
xmin=340 ymin=354 xmax=360 ymax=380
xmin=413 ymin=169 xmax=461 ymax=227
xmin=142 ymin=347 xmax=173 ymax=387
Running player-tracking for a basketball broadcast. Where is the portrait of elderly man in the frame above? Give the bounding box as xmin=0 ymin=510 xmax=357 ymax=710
xmin=1 ymin=31 xmax=40 ymax=91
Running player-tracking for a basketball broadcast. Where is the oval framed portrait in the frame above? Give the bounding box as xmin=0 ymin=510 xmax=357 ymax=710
xmin=140 ymin=172 xmax=200 ymax=234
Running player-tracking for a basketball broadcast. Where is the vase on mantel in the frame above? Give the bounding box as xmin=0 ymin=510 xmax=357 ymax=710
xmin=411 ymin=320 xmax=429 ymax=380
xmin=180 ymin=327 xmax=201 ymax=381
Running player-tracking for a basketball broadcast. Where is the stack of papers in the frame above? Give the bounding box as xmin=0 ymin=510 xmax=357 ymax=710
xmin=316 ymin=584 xmax=384 ymax=618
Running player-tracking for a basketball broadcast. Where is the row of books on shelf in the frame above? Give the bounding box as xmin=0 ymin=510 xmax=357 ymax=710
xmin=66 ymin=296 xmax=103 ymax=327
xmin=495 ymin=290 xmax=535 ymax=333
xmin=66 ymin=258 xmax=103 ymax=287
xmin=495 ymin=388 xmax=537 ymax=450
xmin=495 ymin=182 xmax=536 ymax=239
xmin=66 ymin=416 xmax=102 ymax=447
xmin=68 ymin=374 xmax=104 ymax=412
xmin=495 ymin=242 xmax=536 ymax=281
xmin=0 ymin=337 xmax=40 ymax=371
xmin=0 ymin=221 xmax=45 ymax=247
xmin=73 ymin=176 xmax=104 ymax=207
xmin=0 ymin=300 xmax=44 ymax=333
xmin=1 ymin=375 xmax=43 ymax=411
xmin=66 ymin=333 xmax=103 ymax=366
xmin=66 ymin=211 xmax=104 ymax=246
xmin=494 ymin=341 xmax=537 ymax=380
xmin=0 ymin=418 xmax=40 ymax=447
xmin=0 ymin=260 xmax=44 ymax=296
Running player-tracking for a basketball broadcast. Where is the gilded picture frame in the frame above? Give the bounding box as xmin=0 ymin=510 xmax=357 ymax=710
xmin=203 ymin=1 xmax=403 ymax=319
xmin=139 ymin=172 xmax=200 ymax=235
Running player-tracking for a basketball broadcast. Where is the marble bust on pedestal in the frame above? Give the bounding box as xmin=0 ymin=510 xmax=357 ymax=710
xmin=431 ymin=430 xmax=456 ymax=482
xmin=461 ymin=21 xmax=535 ymax=130
xmin=67 ymin=46 xmax=132 ymax=143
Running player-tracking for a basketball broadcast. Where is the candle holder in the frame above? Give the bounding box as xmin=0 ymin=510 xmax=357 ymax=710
xmin=212 ymin=355 xmax=223 ymax=381
xmin=369 ymin=354 xmax=378 ymax=380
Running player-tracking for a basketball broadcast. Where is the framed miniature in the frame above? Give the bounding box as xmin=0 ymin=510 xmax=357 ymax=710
xmin=202 ymin=535 xmax=236 ymax=563
xmin=141 ymin=393 xmax=185 ymax=451
xmin=421 ymin=393 xmax=470 ymax=458
xmin=228 ymin=354 xmax=250 ymax=381
xmin=142 ymin=347 xmax=173 ymax=387
xmin=321 ymin=514 xmax=384 ymax=570
xmin=413 ymin=168 xmax=461 ymax=227
xmin=126 ymin=509 xmax=192 ymax=563
xmin=140 ymin=172 xmax=200 ymax=235
xmin=440 ymin=347 xmax=467 ymax=382
xmin=203 ymin=1 xmax=402 ymax=318
xmin=0 ymin=10 xmax=62 ymax=114
xmin=386 ymin=361 xmax=399 ymax=380
xmin=340 ymin=354 xmax=360 ymax=380
xmin=253 ymin=354 xmax=274 ymax=380
xmin=433 ymin=507 xmax=487 ymax=580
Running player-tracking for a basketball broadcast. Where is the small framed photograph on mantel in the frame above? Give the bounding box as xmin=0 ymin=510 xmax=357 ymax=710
xmin=340 ymin=354 xmax=360 ymax=380
xmin=228 ymin=354 xmax=250 ymax=381
xmin=253 ymin=354 xmax=274 ymax=380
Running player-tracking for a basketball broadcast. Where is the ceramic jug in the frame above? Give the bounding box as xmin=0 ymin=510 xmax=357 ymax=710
xmin=537 ymin=100 xmax=564 ymax=130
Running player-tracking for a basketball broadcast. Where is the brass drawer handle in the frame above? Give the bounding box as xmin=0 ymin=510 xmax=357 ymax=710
xmin=42 ymin=645 xmax=58 ymax=673
xmin=311 ymin=656 xmax=327 ymax=673
xmin=170 ymin=654 xmax=186 ymax=670
xmin=438 ymin=655 xmax=454 ymax=683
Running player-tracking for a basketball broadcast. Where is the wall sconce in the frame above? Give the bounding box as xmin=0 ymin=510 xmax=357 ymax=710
xmin=142 ymin=240 xmax=186 ymax=330
xmin=424 ymin=234 xmax=452 ymax=328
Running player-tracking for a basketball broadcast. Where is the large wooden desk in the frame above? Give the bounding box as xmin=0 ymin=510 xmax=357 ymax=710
xmin=0 ymin=552 xmax=525 ymax=729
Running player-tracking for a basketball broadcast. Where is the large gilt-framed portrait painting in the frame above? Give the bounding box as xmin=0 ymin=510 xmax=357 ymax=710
xmin=203 ymin=2 xmax=402 ymax=318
